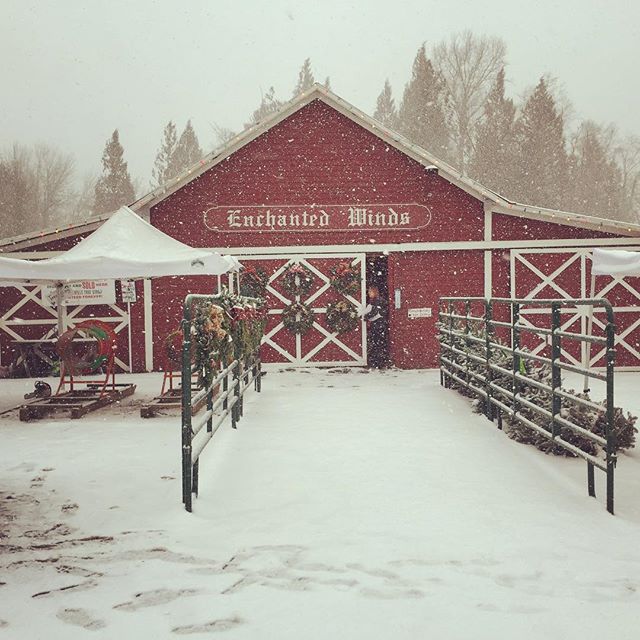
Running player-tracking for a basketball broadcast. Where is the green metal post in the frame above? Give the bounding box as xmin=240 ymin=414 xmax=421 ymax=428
xmin=181 ymin=297 xmax=194 ymax=512
xmin=511 ymin=302 xmax=521 ymax=417
xmin=550 ymin=302 xmax=562 ymax=439
xmin=446 ymin=299 xmax=454 ymax=388
xmin=605 ymin=309 xmax=616 ymax=514
xmin=464 ymin=299 xmax=471 ymax=389
xmin=484 ymin=299 xmax=494 ymax=422
xmin=231 ymin=361 xmax=239 ymax=429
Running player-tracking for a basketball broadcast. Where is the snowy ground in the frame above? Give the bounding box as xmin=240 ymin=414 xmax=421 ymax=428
xmin=1 ymin=368 xmax=640 ymax=639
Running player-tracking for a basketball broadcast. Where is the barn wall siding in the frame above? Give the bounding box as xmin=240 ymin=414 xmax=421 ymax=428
xmin=150 ymin=100 xmax=485 ymax=249
xmin=389 ymin=250 xmax=485 ymax=368
xmin=1 ymin=97 xmax=639 ymax=372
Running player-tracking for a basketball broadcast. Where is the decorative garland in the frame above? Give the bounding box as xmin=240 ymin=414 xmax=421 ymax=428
xmin=326 ymin=299 xmax=359 ymax=334
xmin=56 ymin=320 xmax=115 ymax=375
xmin=191 ymin=289 xmax=268 ymax=387
xmin=282 ymin=302 xmax=314 ymax=335
xmin=240 ymin=265 xmax=269 ymax=298
xmin=329 ymin=261 xmax=361 ymax=297
xmin=281 ymin=262 xmax=314 ymax=298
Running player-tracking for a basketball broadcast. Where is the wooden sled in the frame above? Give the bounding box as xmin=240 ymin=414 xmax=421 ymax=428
xmin=19 ymin=320 xmax=136 ymax=422
xmin=140 ymin=370 xmax=205 ymax=418
xmin=19 ymin=383 xmax=136 ymax=421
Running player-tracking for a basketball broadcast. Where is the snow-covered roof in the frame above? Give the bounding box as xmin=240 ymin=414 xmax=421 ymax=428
xmin=1 ymin=83 xmax=639 ymax=252
xmin=0 ymin=206 xmax=237 ymax=283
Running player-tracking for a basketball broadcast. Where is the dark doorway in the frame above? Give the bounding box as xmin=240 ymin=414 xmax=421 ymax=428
xmin=365 ymin=256 xmax=390 ymax=368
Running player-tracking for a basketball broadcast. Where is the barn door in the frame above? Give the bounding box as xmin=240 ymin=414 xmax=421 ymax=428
xmin=511 ymin=248 xmax=640 ymax=370
xmin=240 ymin=254 xmax=367 ymax=366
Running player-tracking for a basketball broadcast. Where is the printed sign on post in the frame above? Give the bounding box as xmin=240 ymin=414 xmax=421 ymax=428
xmin=408 ymin=307 xmax=432 ymax=320
xmin=41 ymin=280 xmax=116 ymax=307
xmin=120 ymin=280 xmax=137 ymax=303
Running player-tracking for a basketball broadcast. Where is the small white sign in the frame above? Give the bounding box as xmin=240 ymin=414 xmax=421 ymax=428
xmin=42 ymin=280 xmax=116 ymax=307
xmin=408 ymin=307 xmax=432 ymax=319
xmin=120 ymin=280 xmax=137 ymax=303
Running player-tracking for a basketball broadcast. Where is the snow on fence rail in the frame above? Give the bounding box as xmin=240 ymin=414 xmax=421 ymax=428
xmin=180 ymin=293 xmax=265 ymax=513
xmin=438 ymin=297 xmax=617 ymax=514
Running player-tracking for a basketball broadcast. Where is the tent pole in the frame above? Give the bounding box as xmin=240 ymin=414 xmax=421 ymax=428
xmin=584 ymin=273 xmax=596 ymax=393
xmin=55 ymin=283 xmax=65 ymax=337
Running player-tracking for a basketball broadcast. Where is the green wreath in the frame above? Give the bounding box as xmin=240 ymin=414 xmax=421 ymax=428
xmin=329 ymin=261 xmax=361 ymax=297
xmin=326 ymin=299 xmax=359 ymax=334
xmin=281 ymin=263 xmax=314 ymax=298
xmin=282 ymin=302 xmax=314 ymax=335
xmin=240 ymin=265 xmax=269 ymax=298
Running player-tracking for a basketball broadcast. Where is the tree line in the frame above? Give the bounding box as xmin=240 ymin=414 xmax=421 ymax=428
xmin=2 ymin=37 xmax=640 ymax=240
xmin=374 ymin=34 xmax=640 ymax=221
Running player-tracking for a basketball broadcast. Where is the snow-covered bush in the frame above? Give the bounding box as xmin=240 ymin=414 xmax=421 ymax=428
xmin=438 ymin=319 xmax=637 ymax=457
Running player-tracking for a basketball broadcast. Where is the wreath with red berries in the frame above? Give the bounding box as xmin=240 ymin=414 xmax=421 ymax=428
xmin=281 ymin=262 xmax=315 ymax=298
xmin=329 ymin=261 xmax=361 ymax=297
xmin=326 ymin=299 xmax=359 ymax=334
xmin=240 ymin=265 xmax=269 ymax=298
xmin=282 ymin=301 xmax=314 ymax=335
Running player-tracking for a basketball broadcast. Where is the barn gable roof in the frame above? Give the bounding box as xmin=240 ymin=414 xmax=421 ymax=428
xmin=2 ymin=83 xmax=639 ymax=252
xmin=130 ymin=83 xmax=640 ymax=237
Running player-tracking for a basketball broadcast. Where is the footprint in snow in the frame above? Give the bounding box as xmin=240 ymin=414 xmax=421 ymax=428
xmin=113 ymin=588 xmax=200 ymax=611
xmin=172 ymin=617 xmax=244 ymax=634
xmin=56 ymin=608 xmax=106 ymax=630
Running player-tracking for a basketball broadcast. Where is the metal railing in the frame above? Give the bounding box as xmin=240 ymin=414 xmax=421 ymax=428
xmin=181 ymin=294 xmax=262 ymax=512
xmin=438 ymin=297 xmax=617 ymax=514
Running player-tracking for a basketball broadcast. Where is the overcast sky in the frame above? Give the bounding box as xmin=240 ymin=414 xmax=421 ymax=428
xmin=2 ymin=0 xmax=639 ymax=192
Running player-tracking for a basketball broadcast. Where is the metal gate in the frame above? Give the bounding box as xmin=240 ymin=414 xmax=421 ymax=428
xmin=239 ymin=254 xmax=367 ymax=366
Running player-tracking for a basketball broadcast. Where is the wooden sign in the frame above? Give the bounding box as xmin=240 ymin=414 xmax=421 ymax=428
xmin=203 ymin=203 xmax=432 ymax=233
xmin=120 ymin=280 xmax=137 ymax=303
xmin=42 ymin=280 xmax=116 ymax=307
xmin=408 ymin=307 xmax=432 ymax=319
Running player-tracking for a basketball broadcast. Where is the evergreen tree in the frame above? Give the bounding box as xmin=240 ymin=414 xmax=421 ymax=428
xmin=568 ymin=122 xmax=622 ymax=216
xmin=167 ymin=120 xmax=203 ymax=180
xmin=151 ymin=120 xmax=177 ymax=188
xmin=93 ymin=130 xmax=135 ymax=215
xmin=323 ymin=76 xmax=331 ymax=91
xmin=397 ymin=45 xmax=451 ymax=160
xmin=469 ymin=68 xmax=517 ymax=197
xmin=292 ymin=58 xmax=315 ymax=96
xmin=244 ymin=87 xmax=284 ymax=129
xmin=373 ymin=79 xmax=398 ymax=129
xmin=514 ymin=78 xmax=568 ymax=209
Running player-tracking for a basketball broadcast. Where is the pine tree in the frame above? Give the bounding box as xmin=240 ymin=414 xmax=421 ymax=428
xmin=469 ymin=68 xmax=517 ymax=197
xmin=244 ymin=87 xmax=284 ymax=128
xmin=167 ymin=120 xmax=203 ymax=180
xmin=93 ymin=130 xmax=135 ymax=214
xmin=568 ymin=122 xmax=622 ymax=217
xmin=323 ymin=76 xmax=331 ymax=91
xmin=151 ymin=121 xmax=177 ymax=188
xmin=292 ymin=58 xmax=315 ymax=96
xmin=397 ymin=45 xmax=451 ymax=160
xmin=513 ymin=78 xmax=568 ymax=209
xmin=373 ymin=79 xmax=398 ymax=129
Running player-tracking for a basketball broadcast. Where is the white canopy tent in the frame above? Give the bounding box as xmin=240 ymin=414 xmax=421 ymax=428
xmin=0 ymin=206 xmax=240 ymax=340
xmin=582 ymin=248 xmax=640 ymax=390
xmin=592 ymin=248 xmax=640 ymax=278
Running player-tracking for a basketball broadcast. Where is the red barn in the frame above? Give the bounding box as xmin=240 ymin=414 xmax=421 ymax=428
xmin=2 ymin=84 xmax=640 ymax=372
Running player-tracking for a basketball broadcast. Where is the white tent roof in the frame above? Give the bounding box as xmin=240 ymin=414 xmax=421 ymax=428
xmin=0 ymin=206 xmax=239 ymax=284
xmin=592 ymin=248 xmax=640 ymax=277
